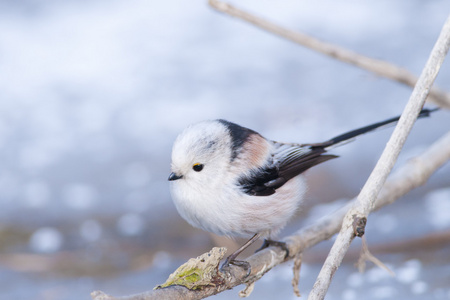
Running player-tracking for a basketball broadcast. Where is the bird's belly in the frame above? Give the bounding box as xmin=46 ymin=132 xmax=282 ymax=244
xmin=173 ymin=190 xmax=245 ymax=236
xmin=170 ymin=176 xmax=306 ymax=238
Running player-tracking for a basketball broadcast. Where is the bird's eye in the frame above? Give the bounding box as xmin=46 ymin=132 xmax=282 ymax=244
xmin=192 ymin=163 xmax=204 ymax=172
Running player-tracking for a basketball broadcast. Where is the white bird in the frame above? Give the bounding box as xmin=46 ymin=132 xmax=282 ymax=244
xmin=168 ymin=108 xmax=436 ymax=269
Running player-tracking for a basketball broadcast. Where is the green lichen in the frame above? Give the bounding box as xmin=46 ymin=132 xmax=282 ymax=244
xmin=159 ymin=267 xmax=204 ymax=290
xmin=155 ymin=247 xmax=227 ymax=290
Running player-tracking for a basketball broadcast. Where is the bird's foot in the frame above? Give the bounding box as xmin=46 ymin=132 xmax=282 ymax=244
xmin=221 ymin=257 xmax=251 ymax=277
xmin=255 ymin=239 xmax=290 ymax=259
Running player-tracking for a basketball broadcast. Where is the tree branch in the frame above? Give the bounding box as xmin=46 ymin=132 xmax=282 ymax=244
xmin=308 ymin=14 xmax=450 ymax=300
xmin=91 ymin=6 xmax=450 ymax=300
xmin=208 ymin=0 xmax=450 ymax=108
xmin=91 ymin=129 xmax=450 ymax=300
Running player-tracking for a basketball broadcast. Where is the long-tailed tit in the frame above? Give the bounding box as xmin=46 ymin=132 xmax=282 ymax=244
xmin=168 ymin=108 xmax=436 ymax=269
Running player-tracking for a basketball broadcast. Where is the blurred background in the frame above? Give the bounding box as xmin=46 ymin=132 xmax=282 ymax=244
xmin=1 ymin=0 xmax=450 ymax=299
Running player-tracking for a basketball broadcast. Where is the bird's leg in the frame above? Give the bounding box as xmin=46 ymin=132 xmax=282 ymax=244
xmin=255 ymin=239 xmax=290 ymax=259
xmin=221 ymin=233 xmax=261 ymax=276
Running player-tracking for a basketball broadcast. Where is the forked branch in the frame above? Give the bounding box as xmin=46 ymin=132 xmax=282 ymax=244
xmin=91 ymin=5 xmax=450 ymax=300
xmin=308 ymin=14 xmax=450 ymax=300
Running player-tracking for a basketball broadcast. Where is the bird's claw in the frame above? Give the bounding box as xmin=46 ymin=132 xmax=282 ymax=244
xmin=221 ymin=258 xmax=251 ymax=277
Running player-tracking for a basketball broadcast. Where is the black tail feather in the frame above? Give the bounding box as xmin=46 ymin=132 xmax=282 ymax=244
xmin=304 ymin=107 xmax=439 ymax=149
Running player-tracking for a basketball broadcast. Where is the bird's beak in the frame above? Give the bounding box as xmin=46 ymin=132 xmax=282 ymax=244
xmin=168 ymin=172 xmax=183 ymax=181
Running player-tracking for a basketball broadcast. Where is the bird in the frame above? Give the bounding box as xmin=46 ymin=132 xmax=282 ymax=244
xmin=168 ymin=108 xmax=437 ymax=270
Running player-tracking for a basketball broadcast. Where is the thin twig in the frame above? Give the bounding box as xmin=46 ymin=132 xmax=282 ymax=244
xmin=91 ymin=130 xmax=450 ymax=300
xmin=308 ymin=15 xmax=450 ymax=300
xmin=208 ymin=0 xmax=450 ymax=108
xmin=357 ymin=236 xmax=395 ymax=276
xmin=292 ymin=253 xmax=303 ymax=297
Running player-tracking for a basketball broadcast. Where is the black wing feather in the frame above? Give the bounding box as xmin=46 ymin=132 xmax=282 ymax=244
xmin=276 ymin=149 xmax=337 ymax=182
xmin=238 ymin=165 xmax=279 ymax=196
xmin=239 ymin=146 xmax=337 ymax=196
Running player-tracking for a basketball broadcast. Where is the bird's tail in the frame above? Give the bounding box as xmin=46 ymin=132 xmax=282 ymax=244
xmin=303 ymin=107 xmax=439 ymax=149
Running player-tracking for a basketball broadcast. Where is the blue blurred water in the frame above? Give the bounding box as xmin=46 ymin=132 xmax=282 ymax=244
xmin=0 ymin=0 xmax=449 ymax=299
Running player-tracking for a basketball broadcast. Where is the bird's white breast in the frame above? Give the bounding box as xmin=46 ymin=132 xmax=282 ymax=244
xmin=170 ymin=160 xmax=307 ymax=238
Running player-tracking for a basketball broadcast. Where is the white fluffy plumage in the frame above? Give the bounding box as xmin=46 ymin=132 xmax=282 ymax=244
xmin=170 ymin=120 xmax=307 ymax=238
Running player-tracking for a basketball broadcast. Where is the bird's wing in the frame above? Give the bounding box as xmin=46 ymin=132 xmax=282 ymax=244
xmin=238 ymin=143 xmax=337 ymax=196
xmin=237 ymin=107 xmax=438 ymax=197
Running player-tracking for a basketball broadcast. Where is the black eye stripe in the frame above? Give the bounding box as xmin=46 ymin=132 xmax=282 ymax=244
xmin=193 ymin=163 xmax=204 ymax=172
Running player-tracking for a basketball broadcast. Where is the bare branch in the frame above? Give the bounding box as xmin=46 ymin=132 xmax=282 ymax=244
xmin=208 ymin=0 xmax=450 ymax=108
xmin=91 ymin=130 xmax=450 ymax=300
xmin=308 ymin=15 xmax=450 ymax=300
xmin=90 ymin=7 xmax=450 ymax=300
